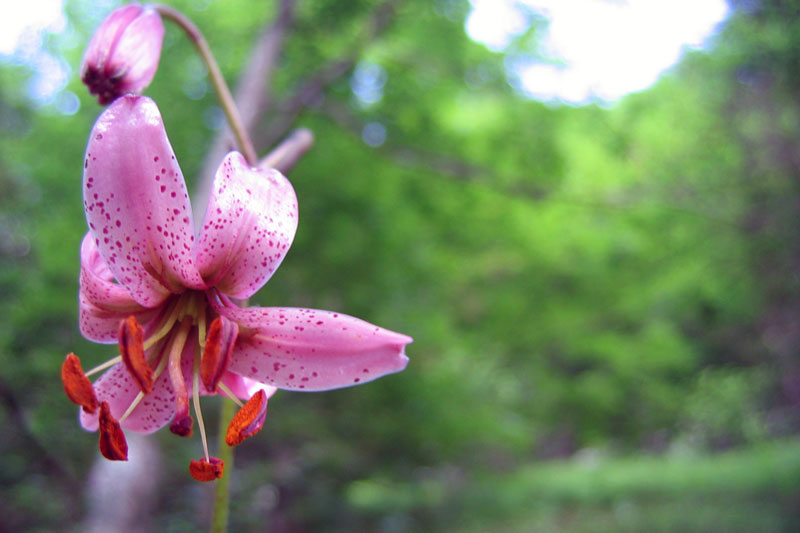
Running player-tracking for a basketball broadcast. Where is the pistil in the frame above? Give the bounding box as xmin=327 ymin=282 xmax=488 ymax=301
xmin=168 ymin=316 xmax=194 ymax=437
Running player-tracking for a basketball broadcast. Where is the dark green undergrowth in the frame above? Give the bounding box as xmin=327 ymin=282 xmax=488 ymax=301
xmin=346 ymin=440 xmax=800 ymax=532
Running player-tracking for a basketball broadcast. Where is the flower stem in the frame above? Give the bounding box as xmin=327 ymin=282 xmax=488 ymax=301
xmin=154 ymin=4 xmax=258 ymax=165
xmin=211 ymin=398 xmax=235 ymax=533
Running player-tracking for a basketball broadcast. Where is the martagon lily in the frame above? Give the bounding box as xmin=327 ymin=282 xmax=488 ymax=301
xmin=63 ymin=95 xmax=411 ymax=481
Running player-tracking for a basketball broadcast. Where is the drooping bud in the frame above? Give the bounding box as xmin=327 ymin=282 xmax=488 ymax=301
xmin=118 ymin=316 xmax=154 ymax=393
xmin=98 ymin=401 xmax=128 ymax=461
xmin=80 ymin=3 xmax=165 ymax=105
xmin=226 ymin=389 xmax=268 ymax=446
xmin=189 ymin=457 xmax=225 ymax=482
xmin=201 ymin=316 xmax=238 ymax=392
xmin=61 ymin=353 xmax=98 ymax=414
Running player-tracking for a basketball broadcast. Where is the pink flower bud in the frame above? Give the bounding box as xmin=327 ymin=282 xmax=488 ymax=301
xmin=80 ymin=3 xmax=164 ymax=105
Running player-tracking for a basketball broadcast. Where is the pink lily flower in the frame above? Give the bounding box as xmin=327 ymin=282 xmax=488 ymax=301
xmin=81 ymin=3 xmax=165 ymax=105
xmin=64 ymin=95 xmax=411 ymax=480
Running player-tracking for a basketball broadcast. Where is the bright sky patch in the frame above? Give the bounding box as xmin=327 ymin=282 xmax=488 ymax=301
xmin=466 ymin=0 xmax=730 ymax=104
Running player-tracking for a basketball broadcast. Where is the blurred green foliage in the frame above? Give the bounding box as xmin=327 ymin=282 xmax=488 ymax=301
xmin=2 ymin=0 xmax=800 ymax=531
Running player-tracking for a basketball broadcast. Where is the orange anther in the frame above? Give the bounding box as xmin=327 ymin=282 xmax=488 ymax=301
xmin=201 ymin=316 xmax=237 ymax=392
xmin=226 ymin=389 xmax=268 ymax=446
xmin=189 ymin=456 xmax=224 ymax=482
xmin=119 ymin=316 xmax=153 ymax=393
xmin=61 ymin=353 xmax=98 ymax=414
xmin=98 ymin=401 xmax=128 ymax=461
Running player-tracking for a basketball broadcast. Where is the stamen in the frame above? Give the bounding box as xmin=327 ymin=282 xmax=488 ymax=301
xmin=225 ymin=389 xmax=268 ymax=446
xmin=119 ymin=316 xmax=154 ymax=393
xmin=192 ymin=339 xmax=210 ymax=460
xmin=168 ymin=316 xmax=194 ymax=437
xmin=85 ymin=355 xmax=122 ymax=377
xmin=143 ymin=297 xmax=183 ymax=350
xmin=98 ymin=401 xmax=128 ymax=461
xmin=61 ymin=353 xmax=98 ymax=414
xmin=217 ymin=382 xmax=244 ymax=408
xmin=119 ymin=345 xmax=170 ymax=424
xmin=200 ymin=316 xmax=238 ymax=392
xmin=189 ymin=456 xmax=224 ymax=482
xmin=119 ymin=391 xmax=145 ymax=426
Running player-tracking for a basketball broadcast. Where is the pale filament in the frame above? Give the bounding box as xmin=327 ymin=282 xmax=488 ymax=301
xmin=217 ymin=382 xmax=244 ymax=408
xmin=119 ymin=342 xmax=170 ymax=424
xmin=85 ymin=355 xmax=122 ymax=377
xmin=192 ymin=339 xmax=210 ymax=460
xmin=143 ymin=295 xmax=184 ymax=350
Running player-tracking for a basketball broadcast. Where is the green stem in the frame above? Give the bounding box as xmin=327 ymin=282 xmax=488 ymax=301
xmin=211 ymin=399 xmax=235 ymax=533
xmin=154 ymin=4 xmax=258 ymax=166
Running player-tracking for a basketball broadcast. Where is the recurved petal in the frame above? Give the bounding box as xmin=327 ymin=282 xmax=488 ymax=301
xmin=80 ymin=232 xmax=137 ymax=309
xmin=79 ymin=232 xmax=155 ymax=343
xmin=79 ymin=293 xmax=157 ymax=344
xmin=195 ymin=152 xmax=298 ymax=299
xmin=83 ymin=95 xmax=205 ymax=307
xmin=218 ymin=305 xmax=411 ymax=391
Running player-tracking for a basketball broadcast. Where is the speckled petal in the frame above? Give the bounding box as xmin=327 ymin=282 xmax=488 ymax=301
xmin=80 ymin=360 xmax=175 ymax=434
xmin=195 ymin=152 xmax=297 ymax=299
xmin=80 ymin=341 xmax=248 ymax=433
xmin=79 ymin=232 xmax=156 ymax=342
xmin=79 ymin=294 xmax=158 ymax=344
xmin=218 ymin=372 xmax=277 ymax=400
xmin=83 ymin=95 xmax=205 ymax=307
xmin=216 ymin=304 xmax=411 ymax=391
xmin=242 ymin=377 xmax=278 ymax=399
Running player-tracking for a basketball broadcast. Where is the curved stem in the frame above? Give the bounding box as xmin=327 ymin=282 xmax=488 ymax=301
xmin=211 ymin=398 xmax=235 ymax=533
xmin=154 ymin=4 xmax=258 ymax=165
